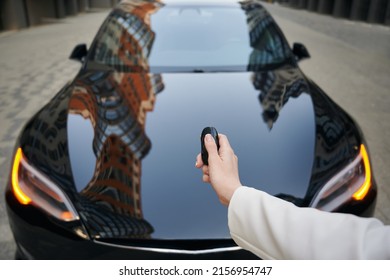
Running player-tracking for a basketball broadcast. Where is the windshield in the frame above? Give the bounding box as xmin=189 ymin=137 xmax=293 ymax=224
xmin=88 ymin=2 xmax=293 ymax=72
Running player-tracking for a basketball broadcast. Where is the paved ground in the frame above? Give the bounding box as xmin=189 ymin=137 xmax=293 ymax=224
xmin=0 ymin=10 xmax=111 ymax=259
xmin=0 ymin=3 xmax=389 ymax=259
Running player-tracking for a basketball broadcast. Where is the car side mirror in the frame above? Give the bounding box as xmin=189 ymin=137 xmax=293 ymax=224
xmin=69 ymin=44 xmax=88 ymax=62
xmin=292 ymin=43 xmax=310 ymax=62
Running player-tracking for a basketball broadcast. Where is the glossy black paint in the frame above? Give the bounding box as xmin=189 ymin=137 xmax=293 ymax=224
xmin=5 ymin=0 xmax=377 ymax=259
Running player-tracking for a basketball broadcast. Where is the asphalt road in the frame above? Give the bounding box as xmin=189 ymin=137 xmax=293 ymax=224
xmin=0 ymin=3 xmax=389 ymax=259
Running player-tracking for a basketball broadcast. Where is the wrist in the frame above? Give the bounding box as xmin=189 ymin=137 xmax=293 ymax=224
xmin=224 ymin=183 xmax=242 ymax=206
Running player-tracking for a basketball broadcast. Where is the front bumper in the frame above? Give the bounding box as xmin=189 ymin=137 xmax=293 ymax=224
xmin=5 ymin=178 xmax=377 ymax=260
xmin=5 ymin=188 xmax=258 ymax=260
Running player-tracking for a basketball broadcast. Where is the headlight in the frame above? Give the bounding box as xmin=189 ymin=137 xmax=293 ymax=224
xmin=11 ymin=148 xmax=79 ymax=221
xmin=310 ymin=144 xmax=372 ymax=212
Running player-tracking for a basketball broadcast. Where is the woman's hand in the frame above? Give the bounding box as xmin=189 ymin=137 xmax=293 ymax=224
xmin=196 ymin=134 xmax=242 ymax=206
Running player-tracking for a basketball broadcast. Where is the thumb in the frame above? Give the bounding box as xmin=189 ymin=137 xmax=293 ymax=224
xmin=204 ymin=134 xmax=219 ymax=163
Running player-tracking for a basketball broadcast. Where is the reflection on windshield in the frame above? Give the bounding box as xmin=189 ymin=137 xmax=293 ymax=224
xmin=90 ymin=0 xmax=164 ymax=72
xmin=88 ymin=0 xmax=292 ymax=72
xmin=240 ymin=0 xmax=291 ymax=71
xmin=148 ymin=5 xmax=252 ymax=70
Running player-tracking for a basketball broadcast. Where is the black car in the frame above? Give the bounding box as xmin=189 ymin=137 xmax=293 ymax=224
xmin=5 ymin=0 xmax=377 ymax=259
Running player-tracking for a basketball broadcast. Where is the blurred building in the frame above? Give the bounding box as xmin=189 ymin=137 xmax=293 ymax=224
xmin=270 ymin=0 xmax=390 ymax=25
xmin=0 ymin=0 xmax=121 ymax=31
xmin=2 ymin=0 xmax=389 ymax=32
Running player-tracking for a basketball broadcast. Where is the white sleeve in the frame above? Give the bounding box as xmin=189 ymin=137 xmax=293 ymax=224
xmin=228 ymin=186 xmax=390 ymax=260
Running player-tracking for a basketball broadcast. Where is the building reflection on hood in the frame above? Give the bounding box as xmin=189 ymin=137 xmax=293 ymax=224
xmin=252 ymin=69 xmax=308 ymax=130
xmin=67 ymin=0 xmax=165 ymax=239
xmin=242 ymin=1 xmax=354 ymax=206
xmin=240 ymin=0 xmax=308 ymax=130
xmin=250 ymin=67 xmax=354 ymax=207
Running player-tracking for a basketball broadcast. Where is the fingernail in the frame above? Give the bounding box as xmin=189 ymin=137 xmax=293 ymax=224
xmin=205 ymin=134 xmax=213 ymax=142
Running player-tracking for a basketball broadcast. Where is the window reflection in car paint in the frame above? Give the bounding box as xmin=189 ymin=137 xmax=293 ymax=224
xmin=306 ymin=84 xmax=361 ymax=203
xmin=66 ymin=0 xmax=166 ymax=239
xmin=252 ymin=68 xmax=309 ymax=130
xmin=250 ymin=67 xmax=358 ymax=208
xmin=67 ymin=71 xmax=164 ymax=239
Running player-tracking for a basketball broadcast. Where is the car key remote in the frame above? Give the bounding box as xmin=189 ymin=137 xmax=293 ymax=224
xmin=201 ymin=127 xmax=220 ymax=165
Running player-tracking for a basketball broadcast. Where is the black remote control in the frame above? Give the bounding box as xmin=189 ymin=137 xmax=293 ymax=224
xmin=201 ymin=127 xmax=220 ymax=165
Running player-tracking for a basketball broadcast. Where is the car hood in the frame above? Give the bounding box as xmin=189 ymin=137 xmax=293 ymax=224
xmin=62 ymin=66 xmax=331 ymax=240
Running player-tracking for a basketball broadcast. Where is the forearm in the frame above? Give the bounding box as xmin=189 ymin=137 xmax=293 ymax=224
xmin=228 ymin=186 xmax=390 ymax=259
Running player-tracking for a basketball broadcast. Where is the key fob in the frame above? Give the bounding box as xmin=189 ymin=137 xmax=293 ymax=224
xmin=201 ymin=127 xmax=220 ymax=165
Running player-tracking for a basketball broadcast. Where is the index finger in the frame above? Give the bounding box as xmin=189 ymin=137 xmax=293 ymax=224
xmin=217 ymin=134 xmax=233 ymax=152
